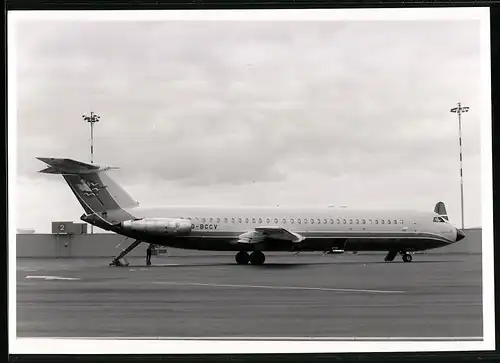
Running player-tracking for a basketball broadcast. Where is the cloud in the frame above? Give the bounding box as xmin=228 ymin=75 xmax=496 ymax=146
xmin=14 ymin=17 xmax=485 ymax=231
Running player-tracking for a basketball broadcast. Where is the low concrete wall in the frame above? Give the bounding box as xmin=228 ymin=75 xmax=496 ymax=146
xmin=16 ymin=234 xmax=147 ymax=258
xmin=16 ymin=234 xmax=58 ymax=258
xmin=437 ymin=227 xmax=482 ymax=254
xmin=16 ymin=228 xmax=482 ymax=258
xmin=15 ymin=233 xmax=229 ymax=258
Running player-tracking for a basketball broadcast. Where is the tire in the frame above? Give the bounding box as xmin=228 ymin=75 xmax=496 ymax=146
xmin=402 ymin=254 xmax=412 ymax=263
xmin=249 ymin=251 xmax=265 ymax=265
xmin=235 ymin=251 xmax=250 ymax=265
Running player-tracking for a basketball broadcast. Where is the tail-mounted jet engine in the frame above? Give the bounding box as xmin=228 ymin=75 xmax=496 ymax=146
xmin=121 ymin=218 xmax=192 ymax=236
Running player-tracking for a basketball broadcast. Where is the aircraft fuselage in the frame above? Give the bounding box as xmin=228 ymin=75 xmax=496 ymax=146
xmin=99 ymin=205 xmax=459 ymax=253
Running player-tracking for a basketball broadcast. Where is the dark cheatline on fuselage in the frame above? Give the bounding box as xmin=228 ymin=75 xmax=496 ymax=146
xmin=115 ymin=228 xmax=451 ymax=253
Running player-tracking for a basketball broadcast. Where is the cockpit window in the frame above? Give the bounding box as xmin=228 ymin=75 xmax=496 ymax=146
xmin=433 ymin=216 xmax=447 ymax=223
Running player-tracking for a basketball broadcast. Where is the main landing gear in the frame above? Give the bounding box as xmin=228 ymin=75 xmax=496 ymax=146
xmin=235 ymin=251 xmax=266 ymax=265
xmin=384 ymin=251 xmax=412 ymax=263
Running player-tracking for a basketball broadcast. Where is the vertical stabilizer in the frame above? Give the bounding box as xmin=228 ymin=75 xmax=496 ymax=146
xmin=37 ymin=158 xmax=138 ymax=224
xmin=434 ymin=201 xmax=449 ymax=221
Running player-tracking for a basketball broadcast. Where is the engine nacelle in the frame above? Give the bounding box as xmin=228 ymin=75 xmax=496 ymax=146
xmin=121 ymin=218 xmax=192 ymax=236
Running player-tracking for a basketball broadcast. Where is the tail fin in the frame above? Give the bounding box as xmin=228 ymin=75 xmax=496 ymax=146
xmin=37 ymin=158 xmax=139 ymax=224
xmin=434 ymin=201 xmax=449 ymax=221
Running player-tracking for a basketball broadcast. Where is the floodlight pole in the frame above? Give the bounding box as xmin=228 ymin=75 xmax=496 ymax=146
xmin=450 ymin=102 xmax=469 ymax=230
xmin=82 ymin=111 xmax=101 ymax=234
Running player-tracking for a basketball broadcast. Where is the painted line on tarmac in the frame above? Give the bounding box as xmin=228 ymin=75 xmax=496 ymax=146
xmin=25 ymin=275 xmax=81 ymax=281
xmin=125 ymin=264 xmax=181 ymax=268
xmin=152 ymin=281 xmax=404 ymax=294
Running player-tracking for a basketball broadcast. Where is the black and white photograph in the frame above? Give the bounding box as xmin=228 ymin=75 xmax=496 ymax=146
xmin=9 ymin=8 xmax=494 ymax=355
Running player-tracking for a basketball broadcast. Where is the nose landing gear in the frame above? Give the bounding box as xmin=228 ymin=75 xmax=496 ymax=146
xmin=402 ymin=253 xmax=412 ymax=263
xmin=384 ymin=250 xmax=413 ymax=263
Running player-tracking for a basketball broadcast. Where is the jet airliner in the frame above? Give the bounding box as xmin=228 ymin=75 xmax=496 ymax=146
xmin=37 ymin=157 xmax=465 ymax=266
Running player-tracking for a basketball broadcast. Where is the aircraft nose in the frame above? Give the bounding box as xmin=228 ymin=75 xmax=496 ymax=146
xmin=456 ymin=228 xmax=466 ymax=242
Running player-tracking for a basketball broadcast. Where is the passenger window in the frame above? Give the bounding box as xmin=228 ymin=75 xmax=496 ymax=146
xmin=209 ymin=218 xmax=213 ymax=223
xmin=388 ymin=220 xmax=391 ymax=224
xmin=282 ymin=218 xmax=286 ymax=224
xmin=224 ymin=218 xmax=228 ymax=223
xmin=311 ymin=219 xmax=315 ymax=224
xmin=274 ymin=218 xmax=279 ymax=224
xmin=337 ymin=219 xmax=341 ymax=224
xmin=362 ymin=219 xmax=366 ymax=224
xmin=343 ymin=219 xmax=347 ymax=224
xmin=232 ymin=218 xmax=235 ymax=223
xmin=238 ymin=218 xmax=242 ymax=223
xmin=202 ymin=218 xmax=206 ymax=223
xmin=349 ymin=219 xmax=353 ymax=224
xmin=291 ymin=219 xmax=295 ymax=224
xmin=381 ymin=220 xmax=385 ymax=224
xmin=266 ymin=218 xmax=271 ymax=223
xmin=356 ymin=219 xmax=359 ymax=224
xmin=400 ymin=220 xmax=403 ymax=224
xmin=394 ymin=220 xmax=397 ymax=224
xmin=252 ymin=218 xmax=256 ymax=223
xmin=368 ymin=219 xmax=372 ymax=224
xmin=245 ymin=218 xmax=249 ymax=223
xmin=304 ymin=219 xmax=308 ymax=224
xmin=216 ymin=218 xmax=220 ymax=223
xmin=329 ymin=219 xmax=334 ymax=224
xmin=298 ymin=219 xmax=302 ymax=224
xmin=375 ymin=220 xmax=379 ymax=224
xmin=259 ymin=218 xmax=263 ymax=223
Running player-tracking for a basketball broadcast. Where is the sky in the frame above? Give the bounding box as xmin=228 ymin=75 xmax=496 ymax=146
xmin=12 ymin=13 xmax=487 ymax=233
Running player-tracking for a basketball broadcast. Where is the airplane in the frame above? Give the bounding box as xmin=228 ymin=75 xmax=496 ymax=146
xmin=37 ymin=157 xmax=466 ymax=266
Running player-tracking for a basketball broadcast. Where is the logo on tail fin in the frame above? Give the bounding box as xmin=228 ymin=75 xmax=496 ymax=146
xmin=76 ymin=179 xmax=106 ymax=197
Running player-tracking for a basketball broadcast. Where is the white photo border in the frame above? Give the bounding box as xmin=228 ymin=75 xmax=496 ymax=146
xmin=8 ymin=7 xmax=494 ymax=354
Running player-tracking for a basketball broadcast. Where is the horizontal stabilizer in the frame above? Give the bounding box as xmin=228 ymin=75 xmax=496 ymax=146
xmin=37 ymin=157 xmax=101 ymax=174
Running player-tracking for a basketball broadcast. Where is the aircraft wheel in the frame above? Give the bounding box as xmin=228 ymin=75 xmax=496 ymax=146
xmin=250 ymin=251 xmax=265 ymax=265
xmin=402 ymin=253 xmax=412 ymax=263
xmin=235 ymin=251 xmax=250 ymax=265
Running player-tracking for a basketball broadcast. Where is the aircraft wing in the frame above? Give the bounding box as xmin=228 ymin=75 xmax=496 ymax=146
xmin=237 ymin=226 xmax=305 ymax=244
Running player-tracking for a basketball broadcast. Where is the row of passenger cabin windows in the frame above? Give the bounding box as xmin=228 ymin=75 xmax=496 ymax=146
xmin=183 ymin=217 xmax=405 ymax=225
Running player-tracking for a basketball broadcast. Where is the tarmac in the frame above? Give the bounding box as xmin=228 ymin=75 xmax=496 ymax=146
xmin=16 ymin=252 xmax=483 ymax=339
